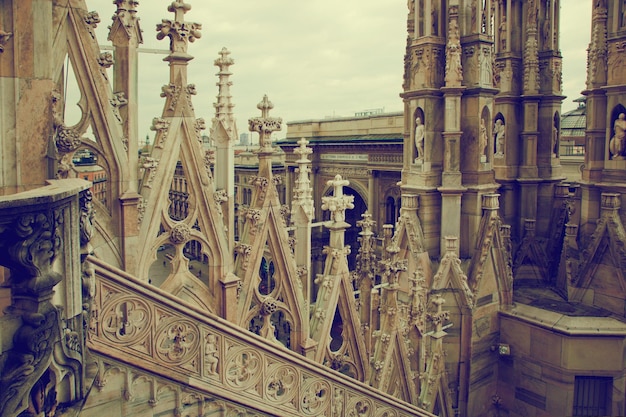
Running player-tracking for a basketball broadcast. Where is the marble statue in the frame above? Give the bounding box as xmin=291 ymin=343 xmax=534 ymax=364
xmin=479 ymin=118 xmax=488 ymax=159
xmin=415 ymin=117 xmax=425 ymax=162
xmin=610 ymin=113 xmax=626 ymax=159
xmin=494 ymin=119 xmax=505 ymax=156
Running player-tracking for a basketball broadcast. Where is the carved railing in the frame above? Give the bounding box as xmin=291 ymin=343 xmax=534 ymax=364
xmin=88 ymin=257 xmax=436 ymax=417
xmin=0 ymin=179 xmax=92 ymax=417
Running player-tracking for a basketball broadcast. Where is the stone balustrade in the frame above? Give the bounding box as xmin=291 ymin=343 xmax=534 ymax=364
xmin=87 ymin=256 xmax=436 ymax=417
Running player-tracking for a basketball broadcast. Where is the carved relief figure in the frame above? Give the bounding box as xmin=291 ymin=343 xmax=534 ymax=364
xmin=480 ymin=47 xmax=492 ymax=85
xmin=610 ymin=113 xmax=626 ymax=159
xmin=415 ymin=116 xmax=425 ymax=162
xmin=205 ymin=333 xmax=219 ymax=375
xmin=445 ymin=21 xmax=463 ymax=85
xmin=494 ymin=119 xmax=505 ymax=156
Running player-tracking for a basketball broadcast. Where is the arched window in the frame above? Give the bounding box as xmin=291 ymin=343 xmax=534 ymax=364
xmin=385 ymin=196 xmax=396 ymax=225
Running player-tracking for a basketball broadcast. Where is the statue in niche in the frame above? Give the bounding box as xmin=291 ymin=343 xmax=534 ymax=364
xmin=499 ymin=15 xmax=507 ymax=50
xmin=415 ymin=116 xmax=425 ymax=162
xmin=528 ymin=0 xmax=537 ymax=25
xmin=609 ymin=113 xmax=626 ymax=159
xmin=542 ymin=18 xmax=552 ymax=49
xmin=552 ymin=125 xmax=559 ymax=157
xmin=471 ymin=1 xmax=477 ymax=30
xmin=479 ymin=119 xmax=488 ymax=160
xmin=494 ymin=119 xmax=505 ymax=156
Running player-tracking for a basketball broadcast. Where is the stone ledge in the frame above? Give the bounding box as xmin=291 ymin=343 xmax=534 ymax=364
xmin=500 ymin=303 xmax=626 ymax=336
xmin=0 ymin=179 xmax=91 ymax=208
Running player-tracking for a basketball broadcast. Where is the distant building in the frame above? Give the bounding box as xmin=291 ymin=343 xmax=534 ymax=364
xmin=559 ymin=97 xmax=586 ymax=181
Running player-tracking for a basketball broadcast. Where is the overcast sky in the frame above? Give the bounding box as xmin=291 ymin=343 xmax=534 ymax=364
xmin=81 ymin=0 xmax=591 ymax=143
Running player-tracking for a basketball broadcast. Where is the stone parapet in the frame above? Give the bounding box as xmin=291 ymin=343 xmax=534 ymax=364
xmin=88 ymin=256 xmax=436 ymax=417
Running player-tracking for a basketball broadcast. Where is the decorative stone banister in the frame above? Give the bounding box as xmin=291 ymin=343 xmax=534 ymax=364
xmin=0 ymin=179 xmax=92 ymax=417
xmin=88 ymin=256 xmax=436 ymax=417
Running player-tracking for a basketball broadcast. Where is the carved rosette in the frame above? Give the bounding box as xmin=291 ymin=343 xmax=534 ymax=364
xmin=101 ymin=296 xmax=151 ymax=345
xmin=261 ymin=297 xmax=278 ymax=316
xmin=170 ymin=223 xmax=191 ymax=244
xmin=301 ymin=377 xmax=331 ymax=415
xmin=347 ymin=396 xmax=374 ymax=417
xmin=155 ymin=319 xmax=200 ymax=365
xmin=55 ymin=126 xmax=83 ymax=154
xmin=224 ymin=347 xmax=262 ymax=389
xmin=265 ymin=364 xmax=298 ymax=405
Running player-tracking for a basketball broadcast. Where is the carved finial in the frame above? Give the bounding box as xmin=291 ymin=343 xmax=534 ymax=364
xmin=248 ymin=95 xmax=282 ymax=149
xmin=156 ymin=1 xmax=202 ymax=57
xmin=212 ymin=48 xmax=237 ymax=140
xmin=321 ymin=175 xmax=354 ymax=225
xmin=357 ymin=212 xmax=375 ymax=237
xmin=257 ymin=94 xmax=274 ymax=118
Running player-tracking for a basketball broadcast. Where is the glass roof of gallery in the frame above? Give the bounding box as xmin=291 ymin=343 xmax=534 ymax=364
xmin=561 ymin=97 xmax=586 ymax=137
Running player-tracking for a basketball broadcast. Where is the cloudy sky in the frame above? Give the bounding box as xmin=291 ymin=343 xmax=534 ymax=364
xmin=82 ymin=0 xmax=591 ymax=143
